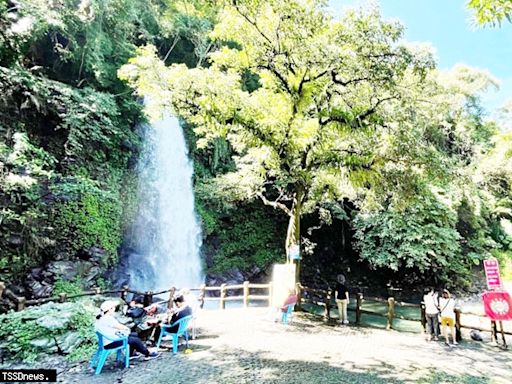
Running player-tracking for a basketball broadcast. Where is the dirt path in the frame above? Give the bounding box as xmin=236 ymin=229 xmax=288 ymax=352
xmin=59 ymin=308 xmax=512 ymax=384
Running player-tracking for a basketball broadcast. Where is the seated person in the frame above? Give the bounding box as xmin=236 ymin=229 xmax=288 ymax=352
xmin=126 ymin=295 xmax=146 ymax=319
xmin=270 ymin=288 xmax=298 ymax=322
xmin=125 ymin=295 xmax=158 ymax=339
xmin=127 ymin=295 xmax=159 ymax=317
xmin=95 ymin=300 xmax=159 ymax=360
xmin=281 ymin=289 xmax=298 ymax=312
xmin=153 ymin=295 xmax=192 ymax=344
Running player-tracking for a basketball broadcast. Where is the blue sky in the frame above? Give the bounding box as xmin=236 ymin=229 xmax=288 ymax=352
xmin=328 ymin=0 xmax=512 ymax=113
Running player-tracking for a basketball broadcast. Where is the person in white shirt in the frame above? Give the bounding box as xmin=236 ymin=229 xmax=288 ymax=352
xmin=423 ymin=287 xmax=439 ymax=341
xmin=95 ymin=300 xmax=160 ymax=360
xmin=438 ymin=289 xmax=457 ymax=346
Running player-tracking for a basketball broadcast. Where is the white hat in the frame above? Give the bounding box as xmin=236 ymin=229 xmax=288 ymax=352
xmin=100 ymin=300 xmax=118 ymax=313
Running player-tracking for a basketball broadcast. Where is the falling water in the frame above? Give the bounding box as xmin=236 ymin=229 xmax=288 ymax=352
xmin=125 ymin=112 xmax=204 ymax=293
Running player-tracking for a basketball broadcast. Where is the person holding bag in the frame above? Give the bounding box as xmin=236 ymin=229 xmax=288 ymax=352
xmin=438 ymin=289 xmax=457 ymax=346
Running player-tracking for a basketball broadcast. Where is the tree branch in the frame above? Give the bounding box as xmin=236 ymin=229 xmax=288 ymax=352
xmin=257 ymin=192 xmax=292 ymax=216
xmin=232 ymin=2 xmax=275 ymax=48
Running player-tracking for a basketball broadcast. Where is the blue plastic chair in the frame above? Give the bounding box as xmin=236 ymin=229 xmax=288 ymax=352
xmin=281 ymin=304 xmax=294 ymax=325
xmin=155 ymin=315 xmax=192 ymax=353
xmin=90 ymin=331 xmax=129 ymax=375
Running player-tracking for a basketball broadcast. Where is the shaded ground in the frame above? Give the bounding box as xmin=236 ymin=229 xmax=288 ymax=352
xmin=58 ymin=308 xmax=511 ymax=384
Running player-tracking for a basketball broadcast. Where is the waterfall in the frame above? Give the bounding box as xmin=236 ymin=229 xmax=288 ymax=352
xmin=125 ymin=112 xmax=204 ymax=293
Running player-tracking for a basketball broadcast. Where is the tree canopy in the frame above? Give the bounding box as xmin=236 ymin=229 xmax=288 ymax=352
xmin=468 ymin=0 xmax=512 ymax=27
xmin=120 ymin=0 xmax=509 ymax=284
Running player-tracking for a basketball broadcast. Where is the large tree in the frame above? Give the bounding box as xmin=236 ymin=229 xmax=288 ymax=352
xmin=120 ymin=0 xmax=481 ymax=279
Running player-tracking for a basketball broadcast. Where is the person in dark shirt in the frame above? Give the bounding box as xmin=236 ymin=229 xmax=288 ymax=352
xmin=335 ymin=274 xmax=349 ymax=325
xmin=153 ymin=295 xmax=192 ymax=343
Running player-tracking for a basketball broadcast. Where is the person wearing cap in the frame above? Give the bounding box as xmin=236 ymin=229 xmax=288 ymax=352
xmin=95 ymin=300 xmax=160 ymax=360
xmin=439 ymin=289 xmax=458 ymax=346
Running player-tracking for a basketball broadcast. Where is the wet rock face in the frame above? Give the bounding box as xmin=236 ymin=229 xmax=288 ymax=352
xmin=78 ymin=246 xmax=105 ymax=263
xmin=26 ymin=277 xmax=53 ymax=299
xmin=22 ymin=246 xmax=106 ymax=300
xmin=47 ymin=261 xmax=79 ymax=281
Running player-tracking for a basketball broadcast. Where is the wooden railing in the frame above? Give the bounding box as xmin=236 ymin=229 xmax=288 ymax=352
xmin=1 ymin=279 xmax=506 ymax=345
xmin=0 ymin=281 xmax=272 ymax=312
xmin=197 ymin=282 xmax=272 ymax=309
xmin=298 ymin=284 xmax=510 ymax=346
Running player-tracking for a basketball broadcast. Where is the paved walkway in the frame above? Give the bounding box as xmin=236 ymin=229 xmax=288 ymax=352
xmin=59 ymin=308 xmax=512 ymax=384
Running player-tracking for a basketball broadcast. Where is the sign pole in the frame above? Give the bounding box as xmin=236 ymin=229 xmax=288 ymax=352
xmin=499 ymin=321 xmax=507 ymax=349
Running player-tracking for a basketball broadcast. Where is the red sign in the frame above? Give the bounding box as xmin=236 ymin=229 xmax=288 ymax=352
xmin=482 ymin=291 xmax=512 ymax=321
xmin=483 ymin=259 xmax=502 ymax=290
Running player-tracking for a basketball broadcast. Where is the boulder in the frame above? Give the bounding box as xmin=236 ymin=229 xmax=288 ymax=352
xmin=35 ymin=303 xmax=76 ymax=331
xmin=26 ymin=277 xmax=53 ymax=299
xmin=46 ymin=261 xmax=78 ymax=281
xmin=78 ymin=247 xmax=105 ymax=263
xmin=53 ymin=252 xmax=69 ymax=261
xmin=55 ymin=332 xmax=83 ymax=354
xmin=83 ymin=265 xmax=100 ymax=285
xmin=6 ymin=284 xmax=26 ymax=297
xmin=30 ymin=268 xmax=44 ymax=280
xmin=30 ymin=338 xmax=58 ymax=354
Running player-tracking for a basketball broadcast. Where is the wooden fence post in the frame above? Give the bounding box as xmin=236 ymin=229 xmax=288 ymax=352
xmin=120 ymin=285 xmax=129 ymax=301
xmin=386 ymin=297 xmax=395 ymax=330
xmin=199 ymin=284 xmax=206 ymax=309
xmin=243 ymin=281 xmax=249 ymax=308
xmin=0 ymin=282 xmax=5 ymax=298
xmin=455 ymin=308 xmax=462 ymax=342
xmin=143 ymin=291 xmax=153 ymax=307
xmin=268 ymin=282 xmax=273 ymax=307
xmin=167 ymin=287 xmax=176 ymax=310
xmin=59 ymin=293 xmax=67 ymax=303
xmin=324 ymin=288 xmax=331 ymax=320
xmin=420 ymin=302 xmax=426 ymax=333
xmin=355 ymin=293 xmax=362 ymax=325
xmin=16 ymin=296 xmax=26 ymax=312
xmin=94 ymin=287 xmax=101 ymax=295
xmin=220 ymin=284 xmax=226 ymax=310
xmin=295 ymin=283 xmax=301 ymax=311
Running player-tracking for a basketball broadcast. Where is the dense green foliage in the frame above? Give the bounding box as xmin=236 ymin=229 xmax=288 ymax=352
xmin=0 ymin=0 xmax=511 ymax=299
xmin=200 ymin=202 xmax=287 ymax=274
xmin=0 ymin=300 xmax=96 ymax=362
xmin=0 ymin=0 xmax=214 ymax=283
xmin=121 ymin=0 xmax=512 ymax=285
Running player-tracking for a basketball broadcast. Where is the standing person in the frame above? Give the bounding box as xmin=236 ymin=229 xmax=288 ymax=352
xmin=439 ymin=289 xmax=457 ymax=346
xmin=423 ymin=287 xmax=439 ymax=341
xmin=95 ymin=300 xmax=160 ymax=360
xmin=335 ymin=274 xmax=349 ymax=325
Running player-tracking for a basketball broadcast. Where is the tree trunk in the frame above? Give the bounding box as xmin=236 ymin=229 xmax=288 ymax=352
xmin=285 ymin=187 xmax=303 ymax=283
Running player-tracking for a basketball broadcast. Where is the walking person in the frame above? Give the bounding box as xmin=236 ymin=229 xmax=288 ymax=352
xmin=423 ymin=287 xmax=439 ymax=341
xmin=335 ymin=274 xmax=349 ymax=325
xmin=439 ymin=289 xmax=458 ymax=346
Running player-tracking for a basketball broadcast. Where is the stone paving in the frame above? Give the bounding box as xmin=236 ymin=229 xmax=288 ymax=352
xmin=59 ymin=308 xmax=512 ymax=384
